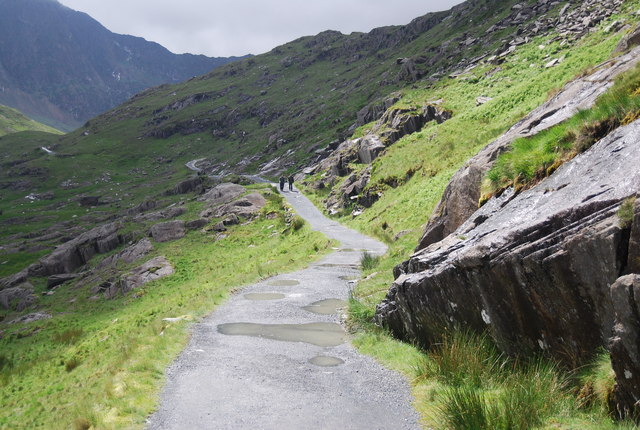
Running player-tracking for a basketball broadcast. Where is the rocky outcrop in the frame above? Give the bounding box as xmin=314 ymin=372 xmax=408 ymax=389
xmin=149 ymin=220 xmax=186 ymax=243
xmin=28 ymin=222 xmax=123 ymax=277
xmin=376 ymin=119 xmax=640 ymax=368
xmin=629 ymin=198 xmax=640 ymax=274
xmin=211 ymin=193 xmax=266 ymax=218
xmin=0 ymin=282 xmax=36 ymax=311
xmin=609 ymin=274 xmax=640 ymax=421
xmin=104 ymin=256 xmax=174 ymax=299
xmin=416 ymin=46 xmax=640 ymax=251
xmin=198 ymin=183 xmax=245 ymax=206
xmin=308 ymin=103 xmax=452 ymax=214
xmin=97 ymin=238 xmax=154 ymax=268
xmin=165 ymin=177 xmax=205 ymax=196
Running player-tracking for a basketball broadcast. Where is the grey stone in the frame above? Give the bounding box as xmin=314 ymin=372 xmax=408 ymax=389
xmin=417 ymin=47 xmax=640 ymax=251
xmin=0 ymin=282 xmax=36 ymax=311
xmin=609 ymin=274 xmax=640 ymax=420
xmin=150 ymin=221 xmax=186 ymax=243
xmin=377 ymin=118 xmax=640 ymax=367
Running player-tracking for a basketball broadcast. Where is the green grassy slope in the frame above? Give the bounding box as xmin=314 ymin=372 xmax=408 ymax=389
xmin=0 ymin=187 xmax=335 ymax=429
xmin=0 ymin=104 xmax=61 ymax=136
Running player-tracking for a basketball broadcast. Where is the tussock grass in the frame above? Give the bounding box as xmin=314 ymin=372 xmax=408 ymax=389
xmin=360 ymin=252 xmax=381 ymax=271
xmin=485 ymin=63 xmax=640 ymax=199
xmin=618 ymin=196 xmax=636 ymax=228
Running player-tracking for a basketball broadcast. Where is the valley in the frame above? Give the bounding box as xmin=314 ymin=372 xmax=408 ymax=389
xmin=2 ymin=0 xmax=640 ymax=428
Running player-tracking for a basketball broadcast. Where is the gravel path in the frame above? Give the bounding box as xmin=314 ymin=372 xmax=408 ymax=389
xmin=146 ymin=187 xmax=420 ymax=430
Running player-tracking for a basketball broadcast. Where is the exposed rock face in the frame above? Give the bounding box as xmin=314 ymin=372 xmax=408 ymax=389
xmin=28 ymin=222 xmax=123 ymax=277
xmin=205 ymin=192 xmax=266 ymax=219
xmin=104 ymin=256 xmax=174 ymax=299
xmin=47 ymin=273 xmax=78 ymax=289
xmin=165 ymin=177 xmax=205 ymax=196
xmin=97 ymin=238 xmax=154 ymax=269
xmin=149 ymin=220 xmax=186 ymax=243
xmin=609 ymin=274 xmax=640 ymax=421
xmin=629 ymin=198 xmax=640 ymax=274
xmin=416 ymin=46 xmax=640 ymax=251
xmin=198 ymin=183 xmax=245 ymax=206
xmin=377 ymin=119 xmax=640 ymax=367
xmin=0 ymin=282 xmax=36 ymax=311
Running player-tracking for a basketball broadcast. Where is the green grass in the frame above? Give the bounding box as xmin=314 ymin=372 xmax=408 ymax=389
xmin=0 ymin=190 xmax=335 ymax=429
xmin=485 ymin=62 xmax=640 ymax=198
xmin=0 ymin=104 xmax=61 ymax=136
xmin=618 ymin=196 xmax=636 ymax=228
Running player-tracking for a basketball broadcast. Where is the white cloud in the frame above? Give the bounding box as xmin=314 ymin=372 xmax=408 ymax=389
xmin=58 ymin=0 xmax=463 ymax=57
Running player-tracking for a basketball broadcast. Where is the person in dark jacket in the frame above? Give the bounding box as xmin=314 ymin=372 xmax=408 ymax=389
xmin=288 ymin=175 xmax=294 ymax=191
xmin=279 ymin=176 xmax=286 ymax=191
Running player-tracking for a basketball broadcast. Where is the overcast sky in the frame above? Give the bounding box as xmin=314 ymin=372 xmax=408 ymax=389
xmin=57 ymin=0 xmax=464 ymax=57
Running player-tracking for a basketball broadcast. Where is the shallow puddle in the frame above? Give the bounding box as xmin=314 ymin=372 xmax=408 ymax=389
xmin=244 ymin=293 xmax=286 ymax=301
xmin=310 ymin=355 xmax=344 ymax=367
xmin=268 ymin=279 xmax=300 ymax=286
xmin=217 ymin=322 xmax=348 ymax=347
xmin=303 ymin=299 xmax=348 ymax=315
xmin=315 ymin=263 xmax=359 ymax=269
xmin=338 ymin=248 xmax=358 ymax=252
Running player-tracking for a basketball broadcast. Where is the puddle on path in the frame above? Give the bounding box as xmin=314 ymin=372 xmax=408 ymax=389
xmin=244 ymin=293 xmax=286 ymax=301
xmin=315 ymin=263 xmax=359 ymax=269
xmin=310 ymin=356 xmax=344 ymax=367
xmin=338 ymin=248 xmax=358 ymax=252
xmin=303 ymin=299 xmax=348 ymax=315
xmin=217 ymin=322 xmax=348 ymax=347
xmin=339 ymin=275 xmax=359 ymax=281
xmin=268 ymin=279 xmax=300 ymax=286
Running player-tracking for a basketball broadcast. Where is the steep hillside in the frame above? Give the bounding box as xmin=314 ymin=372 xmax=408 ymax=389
xmin=0 ymin=0 xmax=244 ymax=131
xmin=0 ymin=104 xmax=61 ymax=136
xmin=3 ymin=0 xmax=640 ymax=428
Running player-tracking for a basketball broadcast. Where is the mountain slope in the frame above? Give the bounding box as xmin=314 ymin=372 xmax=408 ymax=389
xmin=0 ymin=0 xmax=245 ymax=131
xmin=0 ymin=104 xmax=61 ymax=136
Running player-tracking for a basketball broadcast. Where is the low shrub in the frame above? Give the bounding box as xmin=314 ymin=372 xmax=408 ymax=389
xmin=360 ymin=252 xmax=381 ymax=271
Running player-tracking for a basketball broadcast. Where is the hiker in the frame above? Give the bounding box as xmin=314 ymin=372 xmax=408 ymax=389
xmin=279 ymin=176 xmax=286 ymax=191
xmin=288 ymin=175 xmax=294 ymax=191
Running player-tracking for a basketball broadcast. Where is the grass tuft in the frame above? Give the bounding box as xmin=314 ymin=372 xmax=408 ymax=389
xmin=618 ymin=196 xmax=636 ymax=228
xmin=360 ymin=252 xmax=381 ymax=271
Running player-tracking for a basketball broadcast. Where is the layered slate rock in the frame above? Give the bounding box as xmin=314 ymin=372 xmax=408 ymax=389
xmin=417 ymin=46 xmax=640 ymax=251
xmin=0 ymin=282 xmax=36 ymax=311
xmin=610 ymin=274 xmax=640 ymax=420
xmin=149 ymin=220 xmax=186 ymax=243
xmin=104 ymin=256 xmax=174 ymax=299
xmin=376 ymin=119 xmax=640 ymax=367
xmin=210 ymin=192 xmax=266 ymax=218
xmin=28 ymin=221 xmax=123 ymax=277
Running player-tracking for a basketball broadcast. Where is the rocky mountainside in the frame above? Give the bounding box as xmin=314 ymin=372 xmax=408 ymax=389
xmin=0 ymin=0 xmax=244 ymax=131
xmin=374 ymin=29 xmax=640 ymax=421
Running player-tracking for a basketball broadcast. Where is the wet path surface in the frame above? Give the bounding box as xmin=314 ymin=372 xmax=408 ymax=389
xmin=147 ymin=188 xmax=420 ymax=430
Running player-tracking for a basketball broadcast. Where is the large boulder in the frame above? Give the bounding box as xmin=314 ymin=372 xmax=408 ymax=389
xmin=149 ymin=220 xmax=186 ymax=243
xmin=0 ymin=282 xmax=36 ymax=311
xmin=416 ymin=47 xmax=640 ymax=251
xmin=609 ymin=274 xmax=640 ymax=421
xmin=28 ymin=221 xmax=123 ymax=277
xmin=165 ymin=177 xmax=204 ymax=196
xmin=104 ymin=256 xmax=174 ymax=299
xmin=198 ymin=183 xmax=245 ymax=206
xmin=377 ymin=119 xmax=640 ymax=367
xmin=134 ymin=206 xmax=186 ymax=222
xmin=97 ymin=238 xmax=154 ymax=269
xmin=628 ymin=197 xmax=640 ymax=274
xmin=211 ymin=193 xmax=266 ymax=218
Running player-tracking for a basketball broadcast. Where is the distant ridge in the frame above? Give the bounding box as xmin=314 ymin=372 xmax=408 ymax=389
xmin=0 ymin=0 xmax=247 ymax=131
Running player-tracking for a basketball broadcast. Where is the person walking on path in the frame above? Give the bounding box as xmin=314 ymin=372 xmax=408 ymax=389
xmin=288 ymin=175 xmax=294 ymax=191
xmin=279 ymin=176 xmax=286 ymax=191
